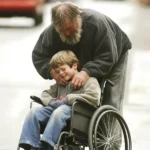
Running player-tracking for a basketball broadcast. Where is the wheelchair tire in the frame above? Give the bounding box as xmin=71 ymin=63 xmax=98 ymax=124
xmin=88 ymin=105 xmax=132 ymax=150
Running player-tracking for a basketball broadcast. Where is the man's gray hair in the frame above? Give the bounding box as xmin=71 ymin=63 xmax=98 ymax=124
xmin=51 ymin=2 xmax=81 ymax=26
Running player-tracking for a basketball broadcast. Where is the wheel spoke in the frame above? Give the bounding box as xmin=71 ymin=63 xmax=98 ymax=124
xmin=92 ymin=108 xmax=130 ymax=150
xmin=98 ymin=124 xmax=106 ymax=138
xmin=109 ymin=114 xmax=115 ymax=137
xmin=97 ymin=142 xmax=106 ymax=149
xmin=104 ymin=144 xmax=109 ymax=150
xmin=97 ymin=130 xmax=107 ymax=140
xmin=101 ymin=117 xmax=109 ymax=137
xmin=113 ymin=140 xmax=122 ymax=147
xmin=110 ymin=131 xmax=121 ymax=141
xmin=96 ymin=137 xmax=106 ymax=143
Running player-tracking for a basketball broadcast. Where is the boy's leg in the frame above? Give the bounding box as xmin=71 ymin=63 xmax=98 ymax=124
xmin=41 ymin=105 xmax=72 ymax=147
xmin=19 ymin=106 xmax=54 ymax=149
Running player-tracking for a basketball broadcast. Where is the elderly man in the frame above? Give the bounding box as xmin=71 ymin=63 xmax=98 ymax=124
xmin=33 ymin=1 xmax=131 ymax=108
xmin=31 ymin=1 xmax=131 ymax=150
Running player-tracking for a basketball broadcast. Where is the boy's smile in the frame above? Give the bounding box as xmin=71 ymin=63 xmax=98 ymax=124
xmin=55 ymin=63 xmax=78 ymax=81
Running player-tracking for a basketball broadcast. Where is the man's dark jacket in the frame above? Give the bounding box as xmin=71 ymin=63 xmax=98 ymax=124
xmin=32 ymin=9 xmax=132 ymax=82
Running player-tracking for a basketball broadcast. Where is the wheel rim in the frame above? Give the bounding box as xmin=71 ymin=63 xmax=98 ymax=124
xmin=94 ymin=111 xmax=126 ymax=150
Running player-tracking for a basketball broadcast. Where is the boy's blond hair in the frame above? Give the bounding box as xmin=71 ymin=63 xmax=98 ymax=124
xmin=49 ymin=50 xmax=79 ymax=69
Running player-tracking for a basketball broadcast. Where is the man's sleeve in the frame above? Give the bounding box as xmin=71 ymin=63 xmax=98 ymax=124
xmin=66 ymin=78 xmax=101 ymax=107
xmin=32 ymin=27 xmax=53 ymax=79
xmin=82 ymin=20 xmax=119 ymax=78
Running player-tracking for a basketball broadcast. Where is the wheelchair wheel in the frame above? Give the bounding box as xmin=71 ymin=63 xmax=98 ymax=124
xmin=88 ymin=105 xmax=132 ymax=150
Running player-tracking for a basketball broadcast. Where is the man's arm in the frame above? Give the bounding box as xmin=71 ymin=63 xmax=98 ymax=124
xmin=32 ymin=27 xmax=54 ymax=80
xmin=32 ymin=26 xmax=70 ymax=85
xmin=72 ymin=17 xmax=119 ymax=88
xmin=82 ymin=26 xmax=118 ymax=78
xmin=71 ymin=29 xmax=117 ymax=88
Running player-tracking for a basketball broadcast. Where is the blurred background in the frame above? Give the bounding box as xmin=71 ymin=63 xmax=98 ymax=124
xmin=0 ymin=0 xmax=150 ymax=150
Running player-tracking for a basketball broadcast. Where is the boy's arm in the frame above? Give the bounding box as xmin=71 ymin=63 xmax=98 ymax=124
xmin=67 ymin=78 xmax=101 ymax=107
xmin=41 ymin=84 xmax=57 ymax=106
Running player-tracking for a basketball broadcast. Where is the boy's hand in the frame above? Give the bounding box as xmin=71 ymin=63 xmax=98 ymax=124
xmin=71 ymin=70 xmax=89 ymax=89
xmin=49 ymin=97 xmax=68 ymax=108
xmin=50 ymin=69 xmax=67 ymax=85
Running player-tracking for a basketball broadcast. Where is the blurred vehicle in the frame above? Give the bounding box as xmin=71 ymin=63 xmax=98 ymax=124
xmin=0 ymin=0 xmax=45 ymax=26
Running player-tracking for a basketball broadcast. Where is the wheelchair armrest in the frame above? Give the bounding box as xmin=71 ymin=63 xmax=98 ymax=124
xmin=101 ymin=79 xmax=114 ymax=92
xmin=30 ymin=95 xmax=44 ymax=108
xmin=70 ymin=99 xmax=97 ymax=135
xmin=72 ymin=99 xmax=96 ymax=119
xmin=73 ymin=99 xmax=97 ymax=109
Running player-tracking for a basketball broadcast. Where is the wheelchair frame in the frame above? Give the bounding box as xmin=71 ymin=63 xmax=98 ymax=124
xmin=17 ymin=79 xmax=132 ymax=150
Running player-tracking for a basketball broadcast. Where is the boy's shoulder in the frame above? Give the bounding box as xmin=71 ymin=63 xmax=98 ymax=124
xmin=86 ymin=77 xmax=99 ymax=85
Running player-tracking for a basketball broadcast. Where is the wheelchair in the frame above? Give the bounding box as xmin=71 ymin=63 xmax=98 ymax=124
xmin=17 ymin=79 xmax=132 ymax=150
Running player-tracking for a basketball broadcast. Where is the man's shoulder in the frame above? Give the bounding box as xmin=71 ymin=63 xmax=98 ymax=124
xmin=82 ymin=8 xmax=103 ymax=16
xmin=81 ymin=9 xmax=110 ymax=29
xmin=82 ymin=9 xmax=105 ymax=21
xmin=43 ymin=24 xmax=56 ymax=35
xmin=42 ymin=24 xmax=61 ymax=45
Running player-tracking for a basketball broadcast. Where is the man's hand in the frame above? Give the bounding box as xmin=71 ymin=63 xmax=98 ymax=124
xmin=50 ymin=69 xmax=67 ymax=85
xmin=71 ymin=70 xmax=89 ymax=89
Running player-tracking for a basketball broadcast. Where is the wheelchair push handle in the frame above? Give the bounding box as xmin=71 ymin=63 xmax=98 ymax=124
xmin=101 ymin=79 xmax=114 ymax=91
xmin=100 ymin=79 xmax=114 ymax=104
xmin=106 ymin=79 xmax=114 ymax=87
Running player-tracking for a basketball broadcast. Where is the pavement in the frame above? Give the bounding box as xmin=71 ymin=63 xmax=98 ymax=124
xmin=0 ymin=0 xmax=150 ymax=150
xmin=122 ymin=1 xmax=150 ymax=150
xmin=123 ymin=48 xmax=150 ymax=150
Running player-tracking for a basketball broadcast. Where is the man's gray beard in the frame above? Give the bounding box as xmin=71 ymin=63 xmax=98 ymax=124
xmin=56 ymin=18 xmax=82 ymax=45
xmin=59 ymin=27 xmax=82 ymax=45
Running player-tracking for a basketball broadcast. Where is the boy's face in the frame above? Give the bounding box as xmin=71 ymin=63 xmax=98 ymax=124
xmin=54 ymin=63 xmax=78 ymax=81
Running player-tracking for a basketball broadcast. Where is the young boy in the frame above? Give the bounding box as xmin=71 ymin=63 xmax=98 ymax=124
xmin=19 ymin=50 xmax=101 ymax=150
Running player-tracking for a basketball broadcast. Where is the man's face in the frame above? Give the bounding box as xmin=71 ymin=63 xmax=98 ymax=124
xmin=55 ymin=17 xmax=82 ymax=45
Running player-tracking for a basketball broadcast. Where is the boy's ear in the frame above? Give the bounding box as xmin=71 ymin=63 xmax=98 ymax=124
xmin=72 ymin=62 xmax=78 ymax=69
